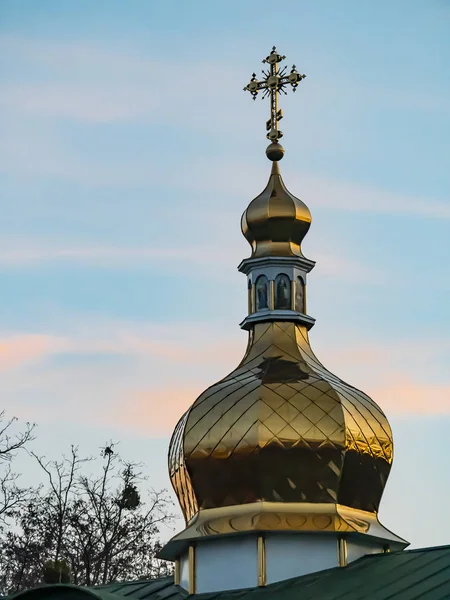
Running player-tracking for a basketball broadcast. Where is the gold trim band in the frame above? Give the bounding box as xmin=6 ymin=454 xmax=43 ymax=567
xmin=257 ymin=535 xmax=266 ymax=587
xmin=188 ymin=545 xmax=196 ymax=594
xmin=269 ymin=280 xmax=275 ymax=310
xmin=338 ymin=538 xmax=348 ymax=567
xmin=290 ymin=279 xmax=295 ymax=310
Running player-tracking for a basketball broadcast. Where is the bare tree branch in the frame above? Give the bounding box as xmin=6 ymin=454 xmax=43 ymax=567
xmin=0 ymin=412 xmax=35 ymax=461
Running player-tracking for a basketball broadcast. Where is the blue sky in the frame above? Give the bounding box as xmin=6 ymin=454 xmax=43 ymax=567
xmin=0 ymin=0 xmax=449 ymax=549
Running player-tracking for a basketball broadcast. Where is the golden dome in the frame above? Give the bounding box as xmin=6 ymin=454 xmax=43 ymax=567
xmin=161 ymin=51 xmax=408 ymax=567
xmin=241 ymin=161 xmax=312 ymax=258
xmin=169 ymin=322 xmax=393 ymax=527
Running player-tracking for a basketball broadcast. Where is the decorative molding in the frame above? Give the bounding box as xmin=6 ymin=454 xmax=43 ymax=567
xmin=240 ymin=310 xmax=316 ymax=331
xmin=238 ymin=255 xmax=315 ymax=275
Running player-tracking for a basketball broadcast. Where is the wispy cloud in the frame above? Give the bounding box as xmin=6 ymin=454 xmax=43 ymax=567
xmin=1 ymin=35 xmax=448 ymax=224
xmin=0 ymin=35 xmax=243 ymax=128
xmin=0 ymin=318 xmax=448 ymax=436
xmin=0 ymin=242 xmax=230 ymax=269
xmin=109 ymin=386 xmax=206 ymax=434
xmin=1 ymin=35 xmax=447 ymax=124
xmin=3 ymin=122 xmax=446 ymax=220
xmin=0 ymin=320 xmax=244 ymax=370
xmin=0 ymin=235 xmax=382 ymax=285
xmin=369 ymin=379 xmax=450 ymax=416
xmin=0 ymin=334 xmax=68 ymax=370
xmin=183 ymin=161 xmax=450 ymax=220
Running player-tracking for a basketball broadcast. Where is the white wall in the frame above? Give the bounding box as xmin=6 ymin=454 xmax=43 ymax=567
xmin=265 ymin=533 xmax=339 ymax=584
xmin=179 ymin=552 xmax=189 ymax=591
xmin=195 ymin=536 xmax=258 ymax=593
xmin=177 ymin=533 xmax=386 ymax=593
xmin=347 ymin=540 xmax=382 ymax=564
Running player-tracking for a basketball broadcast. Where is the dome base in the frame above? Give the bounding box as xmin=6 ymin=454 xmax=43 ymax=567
xmin=158 ymin=501 xmax=408 ymax=565
xmin=162 ymin=520 xmax=407 ymax=594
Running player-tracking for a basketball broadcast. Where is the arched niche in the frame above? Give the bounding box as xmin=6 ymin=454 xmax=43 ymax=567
xmin=275 ymin=273 xmax=291 ymax=310
xmin=295 ymin=275 xmax=305 ymax=313
xmin=255 ymin=275 xmax=269 ymax=311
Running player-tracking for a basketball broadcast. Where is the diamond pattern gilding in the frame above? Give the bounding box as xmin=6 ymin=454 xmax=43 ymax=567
xmin=257 ymin=386 xmax=285 ymax=410
xmin=274 ymin=383 xmax=300 ymax=401
xmin=316 ymin=414 xmax=343 ymax=438
xmin=315 ymin=393 xmax=340 ymax=414
xmin=302 ymin=402 xmax=327 ymax=423
xmin=263 ymin=412 xmax=290 ymax=436
xmin=287 ymin=392 xmax=312 ymax=412
xmin=254 ymin=424 xmax=271 ymax=448
xmin=271 ymin=400 xmax=300 ymax=423
xmin=168 ymin=322 xmax=394 ymax=522
xmin=257 ymin=401 xmax=276 ymax=421
xmin=277 ymin=424 xmax=302 ymax=445
xmin=290 ymin=412 xmax=318 ymax=438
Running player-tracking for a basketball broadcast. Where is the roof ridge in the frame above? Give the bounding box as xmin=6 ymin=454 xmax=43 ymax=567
xmin=391 ymin=544 xmax=450 ymax=555
xmin=92 ymin=577 xmax=174 ymax=590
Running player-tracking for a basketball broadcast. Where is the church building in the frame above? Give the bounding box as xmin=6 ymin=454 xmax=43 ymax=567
xmin=10 ymin=48 xmax=450 ymax=600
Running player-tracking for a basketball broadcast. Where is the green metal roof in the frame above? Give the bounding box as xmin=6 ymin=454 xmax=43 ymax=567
xmin=8 ymin=545 xmax=450 ymax=600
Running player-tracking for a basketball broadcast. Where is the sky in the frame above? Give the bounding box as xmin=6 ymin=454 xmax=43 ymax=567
xmin=0 ymin=0 xmax=449 ymax=550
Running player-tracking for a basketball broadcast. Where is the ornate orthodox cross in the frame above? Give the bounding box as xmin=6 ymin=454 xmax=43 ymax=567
xmin=244 ymin=47 xmax=306 ymax=144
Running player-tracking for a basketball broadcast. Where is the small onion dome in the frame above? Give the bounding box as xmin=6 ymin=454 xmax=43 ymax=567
xmin=241 ymin=159 xmax=311 ymax=258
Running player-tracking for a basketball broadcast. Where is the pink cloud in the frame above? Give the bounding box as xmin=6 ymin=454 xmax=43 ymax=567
xmin=107 ymin=377 xmax=450 ymax=437
xmin=369 ymin=379 xmax=450 ymax=416
xmin=109 ymin=386 xmax=204 ymax=435
xmin=0 ymin=322 xmax=244 ymax=372
xmin=0 ymin=334 xmax=68 ymax=370
xmin=0 ymin=321 xmax=447 ymax=435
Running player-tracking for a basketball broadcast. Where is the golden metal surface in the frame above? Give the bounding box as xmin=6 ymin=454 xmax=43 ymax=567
xmin=257 ymin=535 xmax=266 ymax=587
xmin=241 ymin=162 xmax=312 ymax=258
xmin=244 ymin=47 xmax=305 ymax=147
xmin=162 ymin=49 xmax=408 ymax=564
xmin=169 ymin=321 xmax=393 ymax=525
xmin=174 ymin=560 xmax=180 ymax=585
xmin=290 ymin=280 xmax=295 ymax=311
xmin=269 ymin=279 xmax=275 ymax=310
xmin=188 ymin=545 xmax=195 ymax=595
xmin=158 ymin=501 xmax=406 ymax=560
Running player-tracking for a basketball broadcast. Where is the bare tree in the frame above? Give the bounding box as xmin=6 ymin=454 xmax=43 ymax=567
xmin=69 ymin=443 xmax=173 ymax=585
xmin=30 ymin=445 xmax=91 ymax=564
xmin=0 ymin=443 xmax=174 ymax=594
xmin=0 ymin=491 xmax=50 ymax=593
xmin=0 ymin=411 xmax=35 ymax=522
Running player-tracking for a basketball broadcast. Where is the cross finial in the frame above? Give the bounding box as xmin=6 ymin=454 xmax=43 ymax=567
xmin=244 ymin=47 xmax=306 ymax=160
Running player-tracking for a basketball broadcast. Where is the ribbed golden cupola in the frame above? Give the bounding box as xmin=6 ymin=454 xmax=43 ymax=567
xmin=242 ymin=160 xmax=311 ymax=258
xmin=160 ymin=48 xmax=407 ymax=572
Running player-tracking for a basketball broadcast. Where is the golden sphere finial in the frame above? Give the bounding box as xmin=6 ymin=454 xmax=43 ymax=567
xmin=266 ymin=142 xmax=285 ymax=161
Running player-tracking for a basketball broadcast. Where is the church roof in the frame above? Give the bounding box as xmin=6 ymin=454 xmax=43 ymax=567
xmin=9 ymin=545 xmax=450 ymax=600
